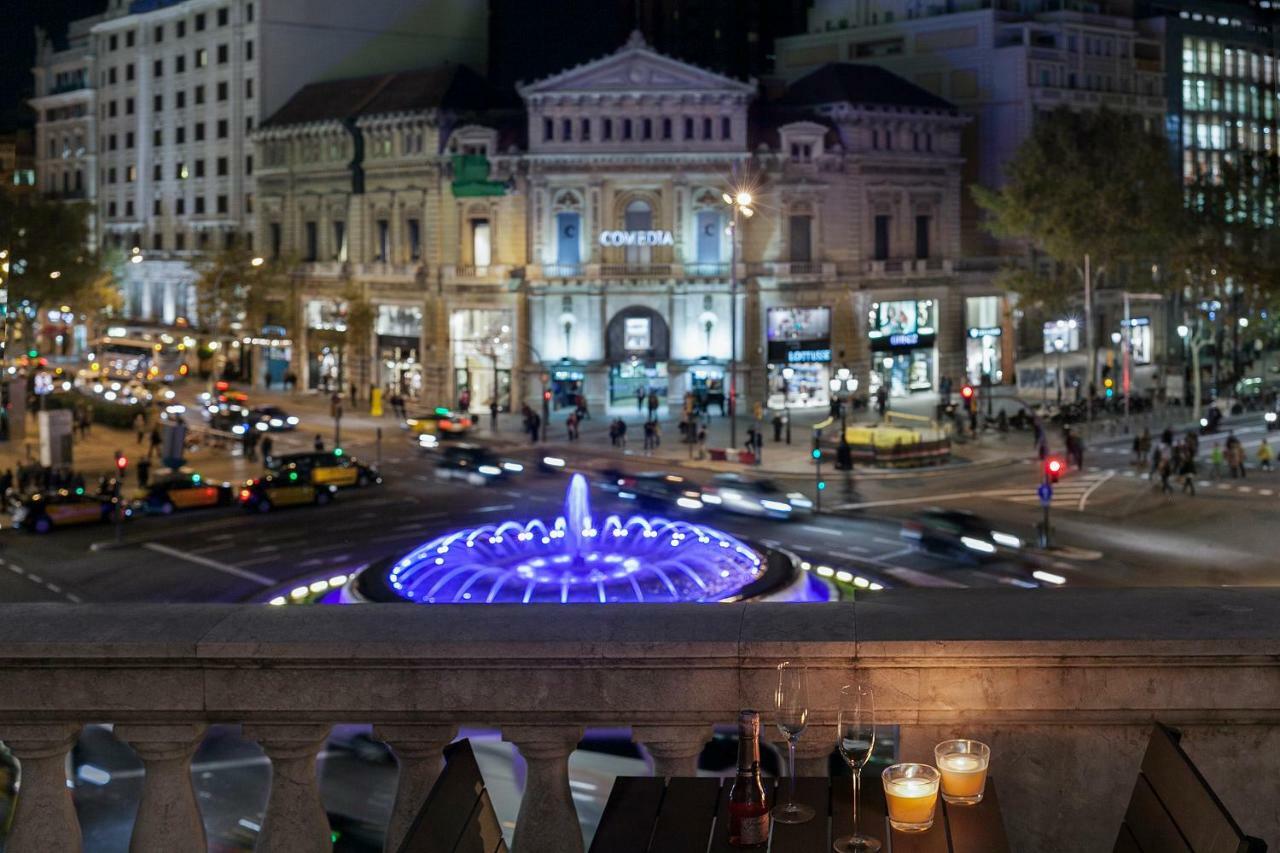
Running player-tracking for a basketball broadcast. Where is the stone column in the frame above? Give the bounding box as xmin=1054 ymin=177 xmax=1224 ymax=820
xmin=504 ymin=725 xmax=584 ymax=853
xmin=244 ymin=723 xmax=333 ymax=853
xmin=115 ymin=723 xmax=208 ymax=853
xmin=632 ymin=724 xmax=711 ymax=778
xmin=2 ymin=724 xmax=82 ymax=853
xmin=372 ymin=723 xmax=457 ymax=853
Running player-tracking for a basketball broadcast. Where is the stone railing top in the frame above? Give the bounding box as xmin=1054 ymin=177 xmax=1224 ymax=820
xmin=1 ymin=589 xmax=1278 ymax=663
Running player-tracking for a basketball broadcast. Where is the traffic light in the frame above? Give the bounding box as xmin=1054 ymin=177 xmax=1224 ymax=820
xmin=1103 ymin=376 xmax=1115 ymax=398
xmin=543 ymin=390 xmax=552 ymax=402
xmin=960 ymin=384 xmax=974 ymax=401
xmin=114 ymin=451 xmax=128 ymax=473
xmin=812 ymin=448 xmax=822 ymax=460
xmin=1045 ymin=456 xmax=1064 ymax=483
xmin=817 ymin=480 xmax=826 ymax=491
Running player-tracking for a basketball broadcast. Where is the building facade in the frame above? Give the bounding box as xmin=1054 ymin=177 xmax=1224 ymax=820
xmin=774 ymin=1 xmax=1168 ymax=254
xmin=260 ymin=34 xmax=1014 ymax=413
xmin=31 ymin=0 xmax=488 ymax=327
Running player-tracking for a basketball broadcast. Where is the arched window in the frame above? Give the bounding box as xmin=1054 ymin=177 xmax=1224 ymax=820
xmin=624 ymin=199 xmax=653 ymax=265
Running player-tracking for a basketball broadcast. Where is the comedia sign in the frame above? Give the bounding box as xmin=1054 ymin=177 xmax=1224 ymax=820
xmin=598 ymin=230 xmax=675 ymax=247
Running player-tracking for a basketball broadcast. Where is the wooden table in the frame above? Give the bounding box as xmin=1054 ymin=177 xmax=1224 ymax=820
xmin=589 ymin=775 xmax=1010 ymax=853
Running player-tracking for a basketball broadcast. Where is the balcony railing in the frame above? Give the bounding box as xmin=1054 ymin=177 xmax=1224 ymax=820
xmin=0 ymin=590 xmax=1276 ymax=853
xmin=598 ymin=263 xmax=674 ymax=278
xmin=864 ymin=258 xmax=954 ymax=277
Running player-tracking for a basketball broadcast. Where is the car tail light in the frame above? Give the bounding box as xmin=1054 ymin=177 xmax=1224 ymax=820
xmin=239 ymin=489 xmax=251 ymax=501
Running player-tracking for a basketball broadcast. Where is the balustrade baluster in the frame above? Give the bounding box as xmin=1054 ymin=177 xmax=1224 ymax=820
xmin=116 ymin=723 xmax=208 ymax=853
xmin=372 ymin=723 xmax=457 ymax=853
xmin=2 ymin=724 xmax=83 ymax=853
xmin=504 ymin=725 xmax=584 ymax=853
xmin=632 ymin=724 xmax=712 ymax=778
xmin=244 ymin=723 xmax=333 ymax=853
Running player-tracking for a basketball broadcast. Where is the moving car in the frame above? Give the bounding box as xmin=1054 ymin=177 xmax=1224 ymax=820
xmin=239 ymin=470 xmax=337 ymax=512
xmin=133 ymin=472 xmax=234 ymax=514
xmin=900 ymin=508 xmax=1023 ymax=560
xmin=11 ymin=489 xmax=123 ymax=533
xmin=604 ymin=470 xmax=705 ymax=512
xmin=246 ymin=405 xmax=300 ymax=432
xmin=435 ymin=444 xmax=523 ymax=486
xmin=405 ymin=407 xmax=474 ymax=438
xmin=700 ymin=473 xmax=812 ymax=519
xmin=266 ymin=450 xmax=382 ymax=488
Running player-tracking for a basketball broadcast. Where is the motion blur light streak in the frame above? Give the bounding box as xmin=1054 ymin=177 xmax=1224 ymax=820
xmin=383 ymin=474 xmax=763 ymax=603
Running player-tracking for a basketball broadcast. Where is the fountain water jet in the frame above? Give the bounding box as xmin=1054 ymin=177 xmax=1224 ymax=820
xmin=378 ymin=473 xmax=765 ymax=604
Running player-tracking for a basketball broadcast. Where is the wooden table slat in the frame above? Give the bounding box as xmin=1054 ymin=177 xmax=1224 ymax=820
xmin=587 ymin=776 xmax=667 ymax=853
xmin=646 ymin=776 xmax=724 ymax=853
xmin=943 ymin=778 xmax=1011 ymax=853
xmin=592 ymin=775 xmax=1010 ymax=853
xmin=706 ymin=777 xmax=776 ymax=853
xmin=830 ymin=771 xmax=889 ymax=848
xmin=769 ymin=776 xmax=830 ymax=853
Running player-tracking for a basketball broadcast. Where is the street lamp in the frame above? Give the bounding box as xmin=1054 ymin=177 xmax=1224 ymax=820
xmin=781 ymin=366 xmax=794 ymax=444
xmin=722 ymin=188 xmax=755 ymax=449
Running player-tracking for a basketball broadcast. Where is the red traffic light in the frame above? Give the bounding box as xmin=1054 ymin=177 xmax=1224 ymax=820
xmin=960 ymin=384 xmax=975 ymax=400
xmin=543 ymin=390 xmax=552 ymax=401
xmin=1045 ymin=456 xmax=1064 ymax=481
xmin=115 ymin=455 xmax=129 ymax=471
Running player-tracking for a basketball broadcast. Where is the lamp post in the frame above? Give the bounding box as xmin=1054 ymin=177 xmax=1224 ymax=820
xmin=722 ymin=189 xmax=754 ymax=450
xmin=781 ymin=366 xmax=794 ymax=444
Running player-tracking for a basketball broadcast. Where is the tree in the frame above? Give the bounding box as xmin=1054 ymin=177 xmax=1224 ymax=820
xmin=0 ymin=189 xmax=108 ymax=354
xmin=193 ymin=244 xmax=292 ymax=385
xmin=973 ymin=107 xmax=1187 ymax=396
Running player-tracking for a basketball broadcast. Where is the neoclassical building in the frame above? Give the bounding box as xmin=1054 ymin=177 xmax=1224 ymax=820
xmin=256 ymin=33 xmax=1011 ymax=413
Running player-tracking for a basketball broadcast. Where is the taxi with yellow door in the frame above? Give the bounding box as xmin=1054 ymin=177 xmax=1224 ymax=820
xmin=265 ymin=449 xmax=382 ymax=489
xmin=10 ymin=488 xmax=123 ymax=533
xmin=239 ymin=467 xmax=337 ymax=512
xmin=404 ymin=407 xmax=474 ymax=438
xmin=134 ymin=472 xmax=235 ymax=515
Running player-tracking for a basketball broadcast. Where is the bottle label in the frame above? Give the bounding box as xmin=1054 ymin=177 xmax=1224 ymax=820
xmin=737 ymin=813 xmax=769 ymax=846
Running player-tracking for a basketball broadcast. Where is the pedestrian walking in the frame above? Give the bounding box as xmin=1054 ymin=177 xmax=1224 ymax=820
xmin=1159 ymin=454 xmax=1173 ymax=494
xmin=643 ymin=420 xmax=655 ymax=452
xmin=635 ymin=386 xmax=645 ymax=413
xmin=261 ymin=434 xmax=275 ymax=465
xmin=647 ymin=391 xmax=659 ymax=420
xmin=314 ymin=434 xmax=325 ymax=452
xmin=696 ymin=425 xmax=707 ymax=460
xmin=1209 ymin=444 xmax=1224 ymax=479
xmin=566 ymin=411 xmax=579 ymax=441
xmin=149 ymin=425 xmax=163 ymax=459
xmin=1179 ymin=448 xmax=1196 ymax=496
xmin=617 ymin=419 xmax=628 ymax=448
xmin=1259 ymin=438 xmax=1274 ymax=472
xmin=134 ymin=412 xmax=147 ymax=444
xmin=652 ymin=419 xmax=661 ymax=448
xmin=773 ymin=414 xmax=784 ymax=443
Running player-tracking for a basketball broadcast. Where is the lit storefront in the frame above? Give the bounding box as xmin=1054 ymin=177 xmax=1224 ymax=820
xmin=376 ymin=305 xmax=424 ymax=399
xmin=605 ymin=307 xmax=669 ymax=408
xmin=868 ymin=299 xmax=937 ymax=397
xmin=766 ymin=306 xmax=832 ymax=409
xmin=450 ymin=308 xmax=513 ymax=411
xmin=305 ymin=299 xmax=348 ymax=392
xmin=964 ymin=296 xmax=1004 ymax=385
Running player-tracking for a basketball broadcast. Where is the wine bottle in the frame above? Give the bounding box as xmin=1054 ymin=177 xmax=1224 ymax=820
xmin=728 ymin=709 xmax=770 ymax=847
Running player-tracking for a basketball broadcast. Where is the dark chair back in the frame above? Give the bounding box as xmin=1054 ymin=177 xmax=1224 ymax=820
xmin=1115 ymin=723 xmax=1266 ymax=853
xmin=397 ymin=738 xmax=508 ymax=853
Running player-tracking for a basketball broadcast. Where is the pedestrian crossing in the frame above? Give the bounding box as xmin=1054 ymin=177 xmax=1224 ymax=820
xmin=983 ymin=472 xmax=1114 ymax=510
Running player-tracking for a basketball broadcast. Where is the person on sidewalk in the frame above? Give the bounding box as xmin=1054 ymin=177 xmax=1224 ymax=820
xmin=148 ymin=425 xmax=162 ymax=460
xmin=643 ymin=420 xmax=655 ymax=453
xmin=696 ymin=425 xmax=707 ymax=459
xmin=773 ymin=414 xmax=784 ymax=443
xmin=136 ymin=457 xmax=151 ymax=487
xmin=617 ymin=419 xmax=628 ymax=449
xmin=489 ymin=398 xmax=499 ymax=431
xmin=566 ymin=411 xmax=579 ymax=442
xmin=314 ymin=434 xmax=325 ymax=452
xmin=261 ymin=434 xmax=275 ymax=465
xmin=1179 ymin=447 xmax=1196 ymax=496
xmin=635 ymin=386 xmax=645 ymax=413
xmin=1259 ymin=438 xmax=1274 ymax=472
xmin=134 ymin=412 xmax=147 ymax=444
xmin=647 ymin=391 xmax=659 ymax=421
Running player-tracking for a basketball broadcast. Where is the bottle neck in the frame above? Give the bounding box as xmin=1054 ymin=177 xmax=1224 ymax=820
xmin=736 ymin=727 xmax=760 ymax=775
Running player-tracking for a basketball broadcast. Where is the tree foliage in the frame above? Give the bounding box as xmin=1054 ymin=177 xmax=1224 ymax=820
xmin=193 ymin=245 xmax=293 ymax=337
xmin=0 ymin=189 xmax=105 ymax=316
xmin=973 ymin=106 xmax=1186 ymax=293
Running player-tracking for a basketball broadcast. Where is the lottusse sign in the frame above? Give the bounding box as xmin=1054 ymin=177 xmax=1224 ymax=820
xmin=598 ymin=230 xmax=674 ymax=247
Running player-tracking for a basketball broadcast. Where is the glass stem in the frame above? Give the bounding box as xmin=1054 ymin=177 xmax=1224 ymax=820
xmin=787 ymin=736 xmax=797 ymax=806
xmin=852 ymin=768 xmax=860 ymax=838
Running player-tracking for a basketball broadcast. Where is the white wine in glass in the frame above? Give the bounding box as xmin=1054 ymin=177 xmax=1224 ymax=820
xmin=772 ymin=662 xmax=815 ymax=824
xmin=834 ymin=684 xmax=880 ymax=853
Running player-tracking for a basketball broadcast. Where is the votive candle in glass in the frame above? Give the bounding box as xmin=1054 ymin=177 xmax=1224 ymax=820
xmin=882 ymin=763 xmax=940 ymax=833
xmin=934 ymin=739 xmax=990 ymax=805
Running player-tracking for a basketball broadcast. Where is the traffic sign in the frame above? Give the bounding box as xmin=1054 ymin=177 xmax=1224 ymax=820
xmin=1038 ymin=483 xmax=1053 ymax=506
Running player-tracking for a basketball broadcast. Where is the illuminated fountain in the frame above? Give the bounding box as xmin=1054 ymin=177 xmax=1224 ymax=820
xmin=361 ymin=474 xmax=768 ymax=604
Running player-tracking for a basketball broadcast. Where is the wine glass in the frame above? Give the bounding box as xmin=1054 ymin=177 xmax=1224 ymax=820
xmin=834 ymin=684 xmax=880 ymax=853
xmin=772 ymin=661 xmax=815 ymax=824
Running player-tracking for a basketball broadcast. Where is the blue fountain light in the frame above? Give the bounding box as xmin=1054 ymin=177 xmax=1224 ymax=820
xmin=386 ymin=474 xmax=764 ymax=604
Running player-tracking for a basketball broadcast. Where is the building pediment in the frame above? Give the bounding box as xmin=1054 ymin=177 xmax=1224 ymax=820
xmin=519 ymin=31 xmax=755 ymax=101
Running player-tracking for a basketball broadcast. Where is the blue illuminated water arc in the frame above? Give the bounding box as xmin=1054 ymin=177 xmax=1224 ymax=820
xmin=383 ymin=474 xmax=764 ymax=604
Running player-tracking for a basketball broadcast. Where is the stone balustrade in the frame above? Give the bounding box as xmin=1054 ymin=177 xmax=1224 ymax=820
xmin=1 ymin=588 xmax=1277 ymax=852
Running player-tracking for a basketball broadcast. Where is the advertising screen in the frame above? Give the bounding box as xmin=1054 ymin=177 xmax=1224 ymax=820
xmin=869 ymin=300 xmax=936 ymax=350
xmin=767 ymin=307 xmax=831 ymax=363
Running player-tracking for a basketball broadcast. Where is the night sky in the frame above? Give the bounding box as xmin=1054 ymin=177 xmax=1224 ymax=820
xmin=3 ymin=0 xmax=104 ymax=133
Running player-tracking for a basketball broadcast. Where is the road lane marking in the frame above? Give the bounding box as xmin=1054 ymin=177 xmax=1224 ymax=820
xmin=1260 ymin=489 xmax=1274 ymax=496
xmin=800 ymin=524 xmax=842 ymax=536
xmin=143 ymin=543 xmax=274 ymax=586
xmin=476 ymin=504 xmax=515 ymax=513
xmin=1078 ymin=470 xmax=1115 ymax=510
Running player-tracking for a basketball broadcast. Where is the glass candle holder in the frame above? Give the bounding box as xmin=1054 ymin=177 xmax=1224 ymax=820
xmin=881 ymin=763 xmax=940 ymax=833
xmin=934 ymin=739 xmax=990 ymax=805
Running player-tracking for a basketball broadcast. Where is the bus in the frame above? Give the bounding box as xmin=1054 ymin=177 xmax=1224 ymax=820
xmin=88 ymin=336 xmax=188 ymax=382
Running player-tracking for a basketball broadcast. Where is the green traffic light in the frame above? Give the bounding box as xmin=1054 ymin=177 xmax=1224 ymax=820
xmin=334 ymin=448 xmax=344 ymax=457
xmin=811 ymin=449 xmax=822 ymax=459
xmin=817 ymin=481 xmax=826 ymax=490
xmin=27 ymin=349 xmax=37 ymax=358
xmin=289 ymin=471 xmax=298 ymax=481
